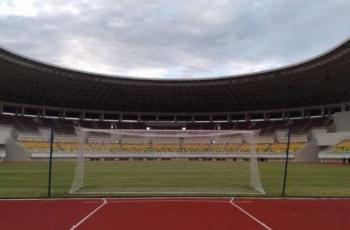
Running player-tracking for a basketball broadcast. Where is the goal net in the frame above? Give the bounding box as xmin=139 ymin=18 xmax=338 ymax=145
xmin=69 ymin=128 xmax=265 ymax=195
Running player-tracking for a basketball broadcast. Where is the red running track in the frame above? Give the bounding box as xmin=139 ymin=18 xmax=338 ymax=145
xmin=1 ymin=198 xmax=350 ymax=230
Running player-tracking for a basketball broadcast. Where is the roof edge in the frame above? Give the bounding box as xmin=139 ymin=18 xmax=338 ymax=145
xmin=0 ymin=37 xmax=349 ymax=82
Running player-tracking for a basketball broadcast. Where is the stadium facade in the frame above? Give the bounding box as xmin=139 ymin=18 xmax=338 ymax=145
xmin=0 ymin=38 xmax=349 ymax=122
xmin=0 ymin=38 xmax=350 ymax=165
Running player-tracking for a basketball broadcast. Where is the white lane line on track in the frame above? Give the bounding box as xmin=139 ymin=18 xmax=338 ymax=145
xmin=107 ymin=199 xmax=230 ymax=203
xmin=1 ymin=197 xmax=350 ymax=201
xmin=108 ymin=200 xmax=227 ymax=204
xmin=83 ymin=201 xmax=104 ymax=204
xmin=234 ymin=201 xmax=254 ymax=203
xmin=70 ymin=198 xmax=107 ymax=230
xmin=229 ymin=198 xmax=272 ymax=230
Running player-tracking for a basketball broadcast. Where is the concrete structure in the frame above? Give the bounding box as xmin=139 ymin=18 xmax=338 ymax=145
xmin=0 ymin=39 xmax=349 ymax=122
xmin=333 ymin=111 xmax=350 ymax=132
xmin=1 ymin=38 xmax=350 ymax=162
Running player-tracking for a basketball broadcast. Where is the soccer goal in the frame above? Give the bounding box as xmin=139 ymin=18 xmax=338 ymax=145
xmin=69 ymin=128 xmax=265 ymax=195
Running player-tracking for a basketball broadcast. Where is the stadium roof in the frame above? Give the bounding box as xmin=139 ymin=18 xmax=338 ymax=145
xmin=0 ymin=38 xmax=349 ymax=115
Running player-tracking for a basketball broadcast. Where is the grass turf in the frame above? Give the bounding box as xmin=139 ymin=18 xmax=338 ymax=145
xmin=0 ymin=160 xmax=349 ymax=198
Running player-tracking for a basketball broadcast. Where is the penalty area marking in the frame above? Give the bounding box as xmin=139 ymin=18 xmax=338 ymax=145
xmin=70 ymin=198 xmax=107 ymax=230
xmin=229 ymin=198 xmax=272 ymax=230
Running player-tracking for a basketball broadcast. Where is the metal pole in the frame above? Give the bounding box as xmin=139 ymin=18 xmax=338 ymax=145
xmin=48 ymin=121 xmax=54 ymax=197
xmin=282 ymin=127 xmax=291 ymax=196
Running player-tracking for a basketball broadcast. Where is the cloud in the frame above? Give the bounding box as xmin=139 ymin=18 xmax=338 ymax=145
xmin=0 ymin=0 xmax=82 ymax=17
xmin=0 ymin=0 xmax=349 ymax=79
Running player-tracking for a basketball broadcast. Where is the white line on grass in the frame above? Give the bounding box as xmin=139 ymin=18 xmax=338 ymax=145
xmin=70 ymin=198 xmax=107 ymax=230
xmin=229 ymin=198 xmax=272 ymax=230
xmin=1 ymin=197 xmax=350 ymax=201
xmin=75 ymin=191 xmax=260 ymax=195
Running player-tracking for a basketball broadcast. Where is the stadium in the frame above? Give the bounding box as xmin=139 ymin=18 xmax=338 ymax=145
xmin=0 ymin=36 xmax=350 ymax=229
xmin=0 ymin=0 xmax=350 ymax=219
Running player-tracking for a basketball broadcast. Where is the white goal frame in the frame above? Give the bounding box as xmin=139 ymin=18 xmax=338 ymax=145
xmin=69 ymin=128 xmax=265 ymax=195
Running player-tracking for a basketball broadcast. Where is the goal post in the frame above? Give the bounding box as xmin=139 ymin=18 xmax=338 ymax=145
xmin=69 ymin=128 xmax=265 ymax=195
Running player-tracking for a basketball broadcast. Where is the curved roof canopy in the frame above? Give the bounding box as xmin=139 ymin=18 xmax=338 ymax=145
xmin=0 ymin=39 xmax=349 ymax=114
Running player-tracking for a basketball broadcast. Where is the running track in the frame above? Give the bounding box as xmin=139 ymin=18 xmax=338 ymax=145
xmin=0 ymin=198 xmax=349 ymax=230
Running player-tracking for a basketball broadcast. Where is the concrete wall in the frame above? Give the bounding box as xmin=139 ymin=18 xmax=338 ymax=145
xmin=314 ymin=131 xmax=350 ymax=146
xmin=4 ymin=137 xmax=30 ymax=161
xmin=334 ymin=111 xmax=350 ymax=132
xmin=295 ymin=139 xmax=320 ymax=162
xmin=0 ymin=125 xmax=13 ymax=144
xmin=0 ymin=125 xmax=30 ymax=161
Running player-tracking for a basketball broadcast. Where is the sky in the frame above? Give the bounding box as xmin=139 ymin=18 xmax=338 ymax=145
xmin=0 ymin=0 xmax=349 ymax=79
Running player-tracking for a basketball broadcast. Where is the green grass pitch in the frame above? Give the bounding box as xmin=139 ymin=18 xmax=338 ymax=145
xmin=0 ymin=160 xmax=349 ymax=198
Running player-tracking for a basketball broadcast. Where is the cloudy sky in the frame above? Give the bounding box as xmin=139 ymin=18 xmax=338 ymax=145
xmin=0 ymin=0 xmax=349 ymax=79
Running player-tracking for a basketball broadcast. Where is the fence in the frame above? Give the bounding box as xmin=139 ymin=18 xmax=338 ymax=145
xmin=0 ymin=127 xmax=350 ymax=198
